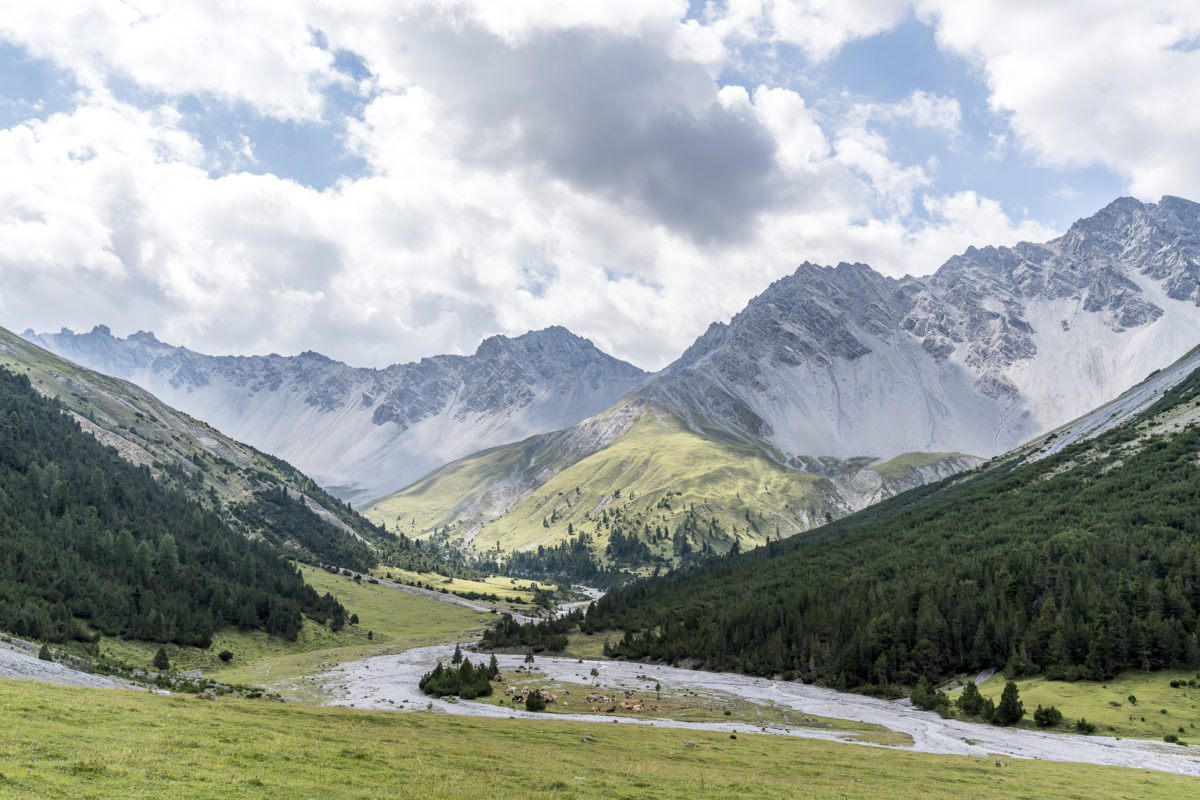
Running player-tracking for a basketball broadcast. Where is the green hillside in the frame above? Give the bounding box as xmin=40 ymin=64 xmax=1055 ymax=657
xmin=365 ymin=402 xmax=971 ymax=580
xmin=502 ymin=361 xmax=1200 ymax=689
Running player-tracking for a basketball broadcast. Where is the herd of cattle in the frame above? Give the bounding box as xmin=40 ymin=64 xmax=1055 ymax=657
xmin=503 ymin=686 xmax=661 ymax=713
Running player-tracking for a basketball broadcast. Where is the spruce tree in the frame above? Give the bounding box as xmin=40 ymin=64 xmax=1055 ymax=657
xmin=452 ymin=643 xmax=463 ymax=665
xmin=956 ymin=682 xmax=984 ymax=715
xmin=153 ymin=647 xmax=170 ymax=672
xmin=994 ymin=681 xmax=1024 ymax=725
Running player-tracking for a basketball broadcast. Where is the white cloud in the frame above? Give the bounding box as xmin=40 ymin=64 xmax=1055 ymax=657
xmin=709 ymin=0 xmax=911 ymax=61
xmin=917 ymin=0 xmax=1200 ymax=199
xmin=0 ymin=2 xmax=1069 ymax=372
xmin=889 ymin=90 xmax=962 ymax=138
xmin=0 ymin=2 xmax=340 ymax=121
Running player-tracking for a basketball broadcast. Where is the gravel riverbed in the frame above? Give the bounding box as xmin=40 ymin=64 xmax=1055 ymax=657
xmin=321 ymin=644 xmax=1200 ymax=778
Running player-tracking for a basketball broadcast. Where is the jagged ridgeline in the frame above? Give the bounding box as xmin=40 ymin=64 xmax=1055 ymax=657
xmin=576 ymin=363 xmax=1200 ymax=688
xmin=0 ymin=367 xmax=350 ymax=646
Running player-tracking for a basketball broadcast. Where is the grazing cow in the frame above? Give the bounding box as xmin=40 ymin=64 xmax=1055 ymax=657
xmin=512 ymin=695 xmax=524 ymax=704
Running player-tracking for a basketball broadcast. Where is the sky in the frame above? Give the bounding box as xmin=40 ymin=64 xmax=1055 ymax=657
xmin=1 ymin=1 xmax=1198 ymax=371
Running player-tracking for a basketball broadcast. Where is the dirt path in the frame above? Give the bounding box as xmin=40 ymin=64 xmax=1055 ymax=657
xmin=321 ymin=645 xmax=1200 ymax=778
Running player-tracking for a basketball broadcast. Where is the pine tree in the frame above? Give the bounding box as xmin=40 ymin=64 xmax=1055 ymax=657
xmin=153 ymin=647 xmax=170 ymax=672
xmin=956 ymin=681 xmax=984 ymax=715
xmin=452 ymin=643 xmax=463 ymax=665
xmin=994 ymin=681 xmax=1024 ymax=725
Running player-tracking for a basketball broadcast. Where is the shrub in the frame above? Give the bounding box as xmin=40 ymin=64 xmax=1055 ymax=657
xmin=1034 ymin=704 xmax=1063 ymax=727
xmin=525 ymin=690 xmax=546 ymax=712
xmin=37 ymin=644 xmax=52 ymax=661
xmin=910 ymin=677 xmax=950 ymax=714
xmin=1075 ymin=718 xmax=1096 ymax=734
xmin=218 ymin=650 xmax=234 ymax=663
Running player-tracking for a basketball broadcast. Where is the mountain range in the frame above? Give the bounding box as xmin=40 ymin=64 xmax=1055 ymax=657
xmin=26 ymin=195 xmax=1200 ymax=566
xmin=364 ymin=195 xmax=1200 ymax=560
xmin=24 ymin=325 xmax=647 ymax=507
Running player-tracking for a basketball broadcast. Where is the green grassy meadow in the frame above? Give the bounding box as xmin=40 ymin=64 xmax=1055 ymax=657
xmin=979 ymin=670 xmax=1200 ymax=741
xmin=3 ymin=679 xmax=1199 ymax=800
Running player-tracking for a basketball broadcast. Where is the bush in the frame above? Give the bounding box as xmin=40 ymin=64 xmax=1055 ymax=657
xmin=1164 ymin=733 xmax=1179 ymax=743
xmin=957 ymin=682 xmax=984 ymax=716
xmin=525 ymin=690 xmax=546 ymax=712
xmin=218 ymin=650 xmax=234 ymax=663
xmin=1075 ymin=718 xmax=1096 ymax=734
xmin=1033 ymin=704 xmax=1063 ymax=727
xmin=910 ymin=677 xmax=950 ymax=713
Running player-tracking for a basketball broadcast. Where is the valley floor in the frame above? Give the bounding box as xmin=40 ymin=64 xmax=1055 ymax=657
xmin=323 ymin=644 xmax=1200 ymax=778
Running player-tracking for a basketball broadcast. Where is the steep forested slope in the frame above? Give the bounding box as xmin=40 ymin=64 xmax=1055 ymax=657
xmin=0 ymin=367 xmax=344 ymax=646
xmin=578 ymin=364 xmax=1200 ymax=688
xmin=0 ymin=325 xmax=474 ymax=579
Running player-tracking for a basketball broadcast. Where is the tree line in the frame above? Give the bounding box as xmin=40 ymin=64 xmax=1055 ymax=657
xmin=0 ymin=368 xmax=344 ymax=646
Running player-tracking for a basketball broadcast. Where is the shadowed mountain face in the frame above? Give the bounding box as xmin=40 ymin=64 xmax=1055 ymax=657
xmin=23 ymin=325 xmax=648 ymax=506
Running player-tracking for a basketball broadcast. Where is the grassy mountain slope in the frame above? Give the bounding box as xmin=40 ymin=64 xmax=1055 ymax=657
xmin=0 ymin=326 xmax=460 ymax=575
xmin=573 ymin=358 xmax=1200 ymax=688
xmin=366 ymin=399 xmax=975 ymax=572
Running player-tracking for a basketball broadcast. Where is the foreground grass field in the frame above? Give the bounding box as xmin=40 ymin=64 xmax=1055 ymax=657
xmin=979 ymin=670 xmax=1200 ymax=741
xmin=2 ymin=680 xmax=1198 ymax=800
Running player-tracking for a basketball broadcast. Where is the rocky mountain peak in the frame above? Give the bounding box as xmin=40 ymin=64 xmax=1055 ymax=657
xmin=26 ymin=324 xmax=647 ymax=505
